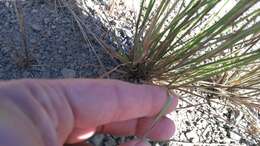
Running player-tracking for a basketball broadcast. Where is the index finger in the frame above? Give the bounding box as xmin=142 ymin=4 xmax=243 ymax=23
xmin=55 ymin=79 xmax=178 ymax=127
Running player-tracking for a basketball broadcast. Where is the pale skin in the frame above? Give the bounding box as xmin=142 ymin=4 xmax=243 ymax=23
xmin=0 ymin=79 xmax=178 ymax=146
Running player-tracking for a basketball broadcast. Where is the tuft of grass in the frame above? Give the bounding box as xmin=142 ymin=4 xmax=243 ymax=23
xmin=100 ymin=0 xmax=260 ymax=141
xmin=103 ymin=0 xmax=260 ymax=86
xmin=101 ymin=0 xmax=260 ymax=109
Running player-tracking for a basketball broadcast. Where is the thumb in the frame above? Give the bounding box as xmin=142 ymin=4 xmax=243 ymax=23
xmin=119 ymin=139 xmax=151 ymax=146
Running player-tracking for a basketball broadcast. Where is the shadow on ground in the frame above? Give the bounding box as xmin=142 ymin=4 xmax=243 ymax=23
xmin=0 ymin=0 xmax=117 ymax=80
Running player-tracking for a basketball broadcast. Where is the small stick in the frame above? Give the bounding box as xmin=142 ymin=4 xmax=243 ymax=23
xmin=13 ymin=1 xmax=29 ymax=60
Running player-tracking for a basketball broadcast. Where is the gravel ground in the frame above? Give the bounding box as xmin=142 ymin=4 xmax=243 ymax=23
xmin=0 ymin=0 xmax=259 ymax=146
xmin=0 ymin=0 xmax=116 ymax=80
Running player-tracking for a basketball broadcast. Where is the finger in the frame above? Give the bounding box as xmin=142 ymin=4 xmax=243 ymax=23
xmin=10 ymin=79 xmax=178 ymax=144
xmin=119 ymin=139 xmax=151 ymax=146
xmin=53 ymin=79 xmax=178 ymax=127
xmin=97 ymin=116 xmax=175 ymax=141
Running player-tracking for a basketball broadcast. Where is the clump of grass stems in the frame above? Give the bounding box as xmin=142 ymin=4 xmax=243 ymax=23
xmin=101 ymin=0 xmax=260 ymax=141
xmin=103 ymin=0 xmax=260 ymax=101
xmin=104 ymin=0 xmax=260 ymax=85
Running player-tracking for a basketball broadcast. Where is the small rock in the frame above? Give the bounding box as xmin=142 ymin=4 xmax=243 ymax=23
xmin=122 ymin=28 xmax=132 ymax=37
xmin=57 ymin=49 xmax=62 ymax=54
xmin=31 ymin=9 xmax=38 ymax=13
xmin=40 ymin=3 xmax=45 ymax=8
xmin=43 ymin=18 xmax=50 ymax=25
xmin=62 ymin=18 xmax=70 ymax=24
xmin=30 ymin=38 xmax=37 ymax=44
xmin=51 ymin=25 xmax=56 ymax=29
xmin=31 ymin=23 xmax=41 ymax=32
xmin=5 ymin=2 xmax=11 ymax=8
xmin=61 ymin=68 xmax=76 ymax=78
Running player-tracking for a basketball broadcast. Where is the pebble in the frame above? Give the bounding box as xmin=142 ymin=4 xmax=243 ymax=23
xmin=122 ymin=28 xmax=132 ymax=37
xmin=31 ymin=9 xmax=38 ymax=13
xmin=4 ymin=2 xmax=11 ymax=8
xmin=30 ymin=38 xmax=37 ymax=44
xmin=57 ymin=49 xmax=63 ymax=54
xmin=31 ymin=23 xmax=41 ymax=32
xmin=51 ymin=25 xmax=56 ymax=29
xmin=43 ymin=18 xmax=50 ymax=25
xmin=61 ymin=68 xmax=76 ymax=78
xmin=62 ymin=18 xmax=70 ymax=24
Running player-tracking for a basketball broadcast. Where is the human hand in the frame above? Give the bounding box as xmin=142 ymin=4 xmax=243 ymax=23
xmin=0 ymin=79 xmax=178 ymax=146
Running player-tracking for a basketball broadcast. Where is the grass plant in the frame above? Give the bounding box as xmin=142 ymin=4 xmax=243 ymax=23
xmin=104 ymin=0 xmax=260 ymax=86
xmin=100 ymin=0 xmax=260 ymax=142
